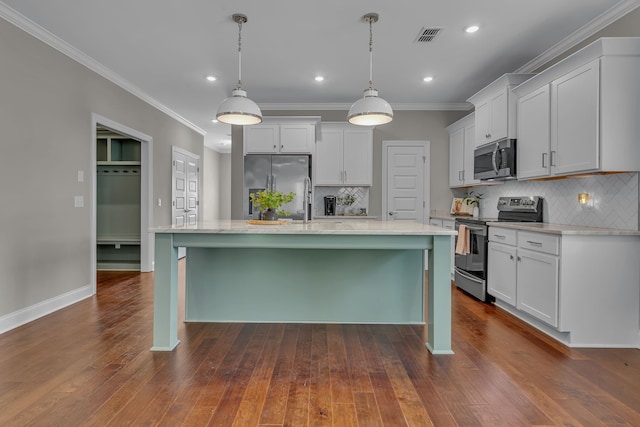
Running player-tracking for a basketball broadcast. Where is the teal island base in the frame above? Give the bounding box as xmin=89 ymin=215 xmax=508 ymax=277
xmin=185 ymin=248 xmax=423 ymax=324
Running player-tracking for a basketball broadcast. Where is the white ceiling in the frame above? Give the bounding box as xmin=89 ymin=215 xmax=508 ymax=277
xmin=1 ymin=0 xmax=637 ymax=152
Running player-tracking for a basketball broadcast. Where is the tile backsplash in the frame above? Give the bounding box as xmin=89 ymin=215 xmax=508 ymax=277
xmin=454 ymin=173 xmax=639 ymax=230
xmin=314 ymin=187 xmax=370 ymax=216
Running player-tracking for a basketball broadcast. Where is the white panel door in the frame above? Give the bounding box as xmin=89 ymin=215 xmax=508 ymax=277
xmin=386 ymin=145 xmax=425 ymax=222
xmin=172 ymin=151 xmax=187 ymax=227
xmin=172 ymin=148 xmax=199 ymax=227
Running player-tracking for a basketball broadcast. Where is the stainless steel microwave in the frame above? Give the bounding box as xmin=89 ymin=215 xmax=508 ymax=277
xmin=474 ymin=138 xmax=517 ymax=181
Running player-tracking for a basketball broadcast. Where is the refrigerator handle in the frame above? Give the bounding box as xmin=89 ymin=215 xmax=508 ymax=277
xmin=265 ymin=175 xmax=271 ymax=192
xmin=271 ymin=174 xmax=276 ymax=191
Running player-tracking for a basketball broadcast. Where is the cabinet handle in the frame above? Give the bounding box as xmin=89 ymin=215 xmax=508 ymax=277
xmin=550 ymin=150 xmax=557 ymax=167
xmin=493 ymin=234 xmax=506 ymax=239
xmin=273 ymin=144 xmax=277 ymax=149
xmin=526 ymin=240 xmax=543 ymax=246
xmin=510 ymin=255 xmax=514 ymax=260
xmin=461 ymin=170 xmax=465 ymax=181
xmin=485 ymin=133 xmax=490 ymax=139
xmin=344 ymin=170 xmax=347 ymax=182
xmin=517 ymin=256 xmax=521 ymax=262
xmin=542 ymin=152 xmax=547 ymax=168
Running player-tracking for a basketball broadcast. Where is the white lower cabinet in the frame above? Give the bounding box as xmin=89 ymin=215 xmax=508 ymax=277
xmin=488 ymin=228 xmax=559 ymax=327
xmin=487 ymin=242 xmax=517 ymax=305
xmin=487 ymin=225 xmax=640 ymax=348
xmin=516 ymin=248 xmax=559 ymax=327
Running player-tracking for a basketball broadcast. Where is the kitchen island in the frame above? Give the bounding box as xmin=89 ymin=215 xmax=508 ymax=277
xmin=151 ymin=220 xmax=456 ymax=354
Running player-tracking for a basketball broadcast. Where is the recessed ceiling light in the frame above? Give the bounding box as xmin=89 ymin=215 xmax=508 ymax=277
xmin=465 ymin=25 xmax=479 ymax=33
xmin=315 ymin=76 xmax=325 ymax=82
xmin=211 ymin=118 xmax=218 ymax=123
xmin=206 ymin=75 xmax=217 ymax=82
xmin=423 ymin=76 xmax=434 ymax=82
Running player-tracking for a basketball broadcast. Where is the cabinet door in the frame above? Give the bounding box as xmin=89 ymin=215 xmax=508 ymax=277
xmin=315 ymin=129 xmax=343 ymax=185
xmin=448 ymin=128 xmax=465 ymax=187
xmin=463 ymin=124 xmax=480 ymax=185
xmin=487 ymin=242 xmax=517 ymax=305
xmin=343 ymin=129 xmax=372 ymax=185
xmin=244 ymin=124 xmax=280 ymax=154
xmin=517 ymin=85 xmax=551 ymax=179
xmin=516 ymin=248 xmax=559 ymax=327
xmin=279 ymin=124 xmax=314 ymax=154
xmin=551 ymin=59 xmax=600 ymax=175
xmin=489 ymin=88 xmax=508 ymax=142
xmin=474 ymin=101 xmax=491 ymax=146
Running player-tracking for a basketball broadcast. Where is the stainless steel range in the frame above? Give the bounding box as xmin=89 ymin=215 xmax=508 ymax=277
xmin=454 ymin=196 xmax=543 ymax=302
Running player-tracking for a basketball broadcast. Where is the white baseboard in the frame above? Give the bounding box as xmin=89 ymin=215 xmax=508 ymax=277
xmin=0 ymin=284 xmax=93 ymax=335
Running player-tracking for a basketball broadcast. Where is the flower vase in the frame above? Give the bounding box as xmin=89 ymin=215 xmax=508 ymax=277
xmin=472 ymin=206 xmax=479 ymax=218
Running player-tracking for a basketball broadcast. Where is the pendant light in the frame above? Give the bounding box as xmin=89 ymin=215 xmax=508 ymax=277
xmin=216 ymin=13 xmax=263 ymax=125
xmin=348 ymin=13 xmax=393 ymax=126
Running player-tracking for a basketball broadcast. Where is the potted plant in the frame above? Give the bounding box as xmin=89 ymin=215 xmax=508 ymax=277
xmin=337 ymin=194 xmax=356 ymax=215
xmin=465 ymin=191 xmax=483 ymax=218
xmin=250 ymin=190 xmax=295 ymax=220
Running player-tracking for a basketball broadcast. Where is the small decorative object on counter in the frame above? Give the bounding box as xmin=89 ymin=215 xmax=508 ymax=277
xmin=337 ymin=194 xmax=356 ymax=215
xmin=249 ymin=190 xmax=295 ymax=221
xmin=464 ymin=191 xmax=483 ymax=218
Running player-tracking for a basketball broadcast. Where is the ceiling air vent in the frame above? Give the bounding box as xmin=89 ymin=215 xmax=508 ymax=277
xmin=414 ymin=27 xmax=442 ymax=43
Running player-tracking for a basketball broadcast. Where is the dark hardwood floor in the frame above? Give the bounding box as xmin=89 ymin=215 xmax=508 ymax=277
xmin=1 ymin=261 xmax=639 ymax=426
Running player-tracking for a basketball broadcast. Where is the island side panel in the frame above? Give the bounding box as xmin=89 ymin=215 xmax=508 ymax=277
xmin=151 ymin=233 xmax=180 ymax=351
xmin=427 ymin=235 xmax=454 ymax=354
xmin=185 ymin=247 xmax=424 ymax=324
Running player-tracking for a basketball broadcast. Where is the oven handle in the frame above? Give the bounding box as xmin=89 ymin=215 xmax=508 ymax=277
xmin=456 ymin=223 xmax=486 ymax=234
xmin=455 ymin=267 xmax=485 ymax=285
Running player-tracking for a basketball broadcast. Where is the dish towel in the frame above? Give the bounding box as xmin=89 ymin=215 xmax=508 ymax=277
xmin=455 ymin=224 xmax=470 ymax=255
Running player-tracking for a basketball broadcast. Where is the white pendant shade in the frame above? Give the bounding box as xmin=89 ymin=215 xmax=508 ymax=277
xmin=348 ymin=88 xmax=393 ymax=126
xmin=216 ymin=89 xmax=263 ymax=125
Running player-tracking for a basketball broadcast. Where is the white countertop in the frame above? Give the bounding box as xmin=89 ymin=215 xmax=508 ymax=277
xmin=429 ymin=210 xmax=457 ymax=220
xmin=314 ymin=215 xmax=378 ymax=220
xmin=151 ymin=220 xmax=457 ymax=236
xmin=487 ymin=222 xmax=640 ymax=236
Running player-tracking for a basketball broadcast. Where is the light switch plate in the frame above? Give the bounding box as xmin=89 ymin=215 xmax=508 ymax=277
xmin=77 ymin=170 xmax=84 ymax=183
xmin=74 ymin=195 xmax=84 ymax=208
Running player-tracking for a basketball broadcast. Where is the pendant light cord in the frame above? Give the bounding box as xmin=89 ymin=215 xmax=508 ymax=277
xmin=237 ymin=18 xmax=243 ymax=89
xmin=368 ymin=17 xmax=373 ymax=89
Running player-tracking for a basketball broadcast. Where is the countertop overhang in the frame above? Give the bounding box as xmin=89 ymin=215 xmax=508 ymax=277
xmin=487 ymin=221 xmax=640 ymax=236
xmin=151 ymin=220 xmax=457 ymax=236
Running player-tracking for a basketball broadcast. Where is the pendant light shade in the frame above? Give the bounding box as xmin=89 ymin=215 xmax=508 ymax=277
xmin=216 ymin=14 xmax=262 ymax=125
xmin=216 ymin=88 xmax=262 ymax=125
xmin=348 ymin=13 xmax=393 ymax=126
xmin=348 ymin=88 xmax=393 ymax=126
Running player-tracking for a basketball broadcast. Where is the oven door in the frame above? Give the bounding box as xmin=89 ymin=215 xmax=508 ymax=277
xmin=454 ymin=222 xmax=487 ymax=273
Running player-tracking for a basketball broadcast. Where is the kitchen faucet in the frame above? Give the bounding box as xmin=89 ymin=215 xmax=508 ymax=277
xmin=303 ymin=176 xmax=311 ymax=224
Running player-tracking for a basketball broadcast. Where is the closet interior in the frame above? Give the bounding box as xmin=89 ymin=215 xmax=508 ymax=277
xmin=96 ymin=128 xmax=141 ymax=270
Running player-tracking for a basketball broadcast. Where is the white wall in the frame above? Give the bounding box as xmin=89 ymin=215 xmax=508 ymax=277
xmin=0 ymin=17 xmax=204 ymax=330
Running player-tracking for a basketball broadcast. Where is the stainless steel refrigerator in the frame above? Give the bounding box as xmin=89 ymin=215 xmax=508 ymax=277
xmin=243 ymin=155 xmax=311 ymax=220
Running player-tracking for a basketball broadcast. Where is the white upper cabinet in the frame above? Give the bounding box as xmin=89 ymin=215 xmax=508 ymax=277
xmin=551 ymin=60 xmax=600 ymax=175
xmin=467 ymin=74 xmax=535 ymax=147
xmin=517 ymin=85 xmax=551 ymax=179
xmin=447 ymin=113 xmax=479 ymax=187
xmin=244 ymin=117 xmax=319 ymax=154
xmin=315 ymin=123 xmax=373 ymax=186
xmin=514 ymin=38 xmax=640 ymax=180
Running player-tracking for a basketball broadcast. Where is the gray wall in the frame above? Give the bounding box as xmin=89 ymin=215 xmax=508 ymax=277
xmin=203 ymin=148 xmax=231 ymax=220
xmin=0 ymin=17 xmax=203 ymax=318
xmin=230 ymin=110 xmax=467 ymax=219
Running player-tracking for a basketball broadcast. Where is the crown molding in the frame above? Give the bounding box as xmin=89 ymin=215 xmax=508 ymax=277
xmin=515 ymin=0 xmax=640 ymax=73
xmin=260 ymin=102 xmax=472 ymax=111
xmin=0 ymin=2 xmax=206 ymax=136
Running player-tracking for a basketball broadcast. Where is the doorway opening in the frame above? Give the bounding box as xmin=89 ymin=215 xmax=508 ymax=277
xmin=91 ymin=114 xmax=153 ymax=294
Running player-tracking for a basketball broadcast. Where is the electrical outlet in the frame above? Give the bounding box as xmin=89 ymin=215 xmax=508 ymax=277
xmin=74 ymin=196 xmax=84 ymax=208
xmin=77 ymin=170 xmax=84 ymax=183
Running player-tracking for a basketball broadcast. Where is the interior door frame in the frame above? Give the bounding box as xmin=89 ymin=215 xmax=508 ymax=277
xmin=381 ymin=140 xmax=430 ymax=223
xmin=91 ymin=114 xmax=154 ymax=293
